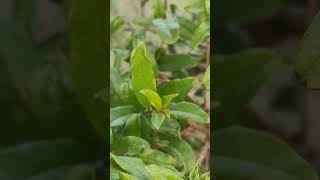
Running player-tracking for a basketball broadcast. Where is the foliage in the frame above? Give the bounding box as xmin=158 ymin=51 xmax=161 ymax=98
xmin=0 ymin=0 xmax=107 ymax=179
xmin=110 ymin=0 xmax=210 ymax=179
xmin=212 ymin=4 xmax=320 ymax=179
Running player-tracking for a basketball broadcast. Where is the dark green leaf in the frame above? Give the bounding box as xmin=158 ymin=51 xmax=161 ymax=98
xmin=158 ymin=54 xmax=199 ymax=71
xmin=213 ymin=126 xmax=318 ymax=180
xmin=0 ymin=139 xmax=89 ymax=180
xmin=213 ymin=49 xmax=281 ymax=128
xmin=123 ymin=115 xmax=142 ymax=137
xmin=295 ymin=12 xmax=320 ymax=89
xmin=158 ymin=77 xmax=196 ymax=102
xmin=138 ymin=149 xmax=178 ymax=167
xmin=161 ymin=137 xmax=196 ymax=172
xmin=214 ymin=0 xmax=286 ymax=25
xmin=152 ymin=18 xmax=180 ymax=44
xmin=113 ymin=136 xmax=150 ymax=156
xmin=130 ymin=42 xmax=157 ymax=108
xmin=68 ymin=0 xmax=107 ymax=135
xmin=156 ymin=118 xmax=181 ymax=136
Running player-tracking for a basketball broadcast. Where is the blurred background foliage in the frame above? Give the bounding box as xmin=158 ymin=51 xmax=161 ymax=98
xmin=0 ymin=0 xmax=106 ymax=179
xmin=212 ymin=0 xmax=320 ymax=179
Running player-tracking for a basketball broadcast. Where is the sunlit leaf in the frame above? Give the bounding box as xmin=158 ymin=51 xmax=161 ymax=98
xmin=130 ymin=42 xmax=157 ymax=108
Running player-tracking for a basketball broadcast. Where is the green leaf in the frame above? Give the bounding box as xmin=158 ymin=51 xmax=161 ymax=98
xmin=185 ymin=0 xmax=206 ymax=13
xmin=111 ymin=154 xmax=150 ymax=179
xmin=213 ymin=49 xmax=281 ymax=128
xmin=213 ymin=126 xmax=318 ymax=180
xmin=140 ymin=89 xmax=162 ymax=110
xmin=68 ymin=0 xmax=107 ymax=135
xmin=161 ymin=137 xmax=196 ymax=172
xmin=0 ymin=139 xmax=89 ymax=179
xmin=200 ymin=172 xmax=210 ymax=180
xmin=158 ymin=54 xmax=199 ymax=71
xmin=151 ymin=112 xmax=166 ymax=129
xmin=123 ymin=115 xmax=141 ymax=137
xmin=111 ymin=16 xmax=125 ymax=34
xmin=295 ymin=12 xmax=320 ymax=89
xmin=110 ymin=68 xmax=139 ymax=107
xmin=119 ymin=172 xmax=139 ymax=180
xmin=162 ymin=94 xmax=179 ymax=108
xmin=189 ymin=164 xmax=200 ymax=180
xmin=113 ymin=136 xmax=150 ymax=156
xmin=170 ymin=101 xmax=209 ymax=123
xmin=130 ymin=42 xmax=157 ymax=108
xmin=158 ymin=77 xmax=196 ymax=102
xmin=110 ymin=106 xmax=138 ymax=127
xmin=203 ymin=65 xmax=210 ymax=89
xmin=204 ymin=0 xmax=210 ymax=17
xmin=153 ymin=0 xmax=166 ymax=19
xmin=152 ymin=18 xmax=180 ymax=44
xmin=156 ymin=118 xmax=181 ymax=136
xmin=190 ymin=21 xmax=210 ymax=48
xmin=176 ymin=16 xmax=198 ymax=41
xmin=145 ymin=164 xmax=184 ymax=180
xmin=57 ymin=165 xmax=96 ymax=180
xmin=133 ymin=17 xmax=153 ymax=26
xmin=112 ymin=48 xmax=130 ymax=70
xmin=214 ymin=0 xmax=286 ymax=25
xmin=138 ymin=149 xmax=178 ymax=167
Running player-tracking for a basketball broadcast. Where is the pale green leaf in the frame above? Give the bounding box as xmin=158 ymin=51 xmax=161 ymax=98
xmin=110 ymin=106 xmax=138 ymax=127
xmin=162 ymin=94 xmax=179 ymax=108
xmin=189 ymin=164 xmax=200 ymax=180
xmin=145 ymin=164 xmax=184 ymax=180
xmin=152 ymin=18 xmax=180 ymax=44
xmin=119 ymin=172 xmax=139 ymax=180
xmin=111 ymin=154 xmax=150 ymax=180
xmin=140 ymin=89 xmax=162 ymax=110
xmin=111 ymin=16 xmax=125 ymax=34
xmin=190 ymin=21 xmax=210 ymax=48
xmin=130 ymin=42 xmax=157 ymax=108
xmin=170 ymin=101 xmax=209 ymax=123
xmin=200 ymin=172 xmax=210 ymax=180
xmin=151 ymin=112 xmax=166 ymax=129
xmin=185 ymin=0 xmax=206 ymax=13
xmin=203 ymin=65 xmax=210 ymax=89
